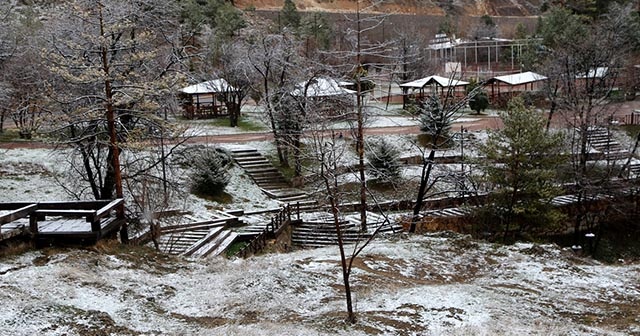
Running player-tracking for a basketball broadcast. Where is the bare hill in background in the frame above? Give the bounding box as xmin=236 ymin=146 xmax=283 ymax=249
xmin=236 ymin=0 xmax=545 ymax=17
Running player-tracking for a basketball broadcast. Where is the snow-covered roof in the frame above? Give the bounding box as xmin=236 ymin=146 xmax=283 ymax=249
xmin=429 ymin=37 xmax=515 ymax=50
xmin=428 ymin=39 xmax=461 ymax=50
xmin=576 ymin=67 xmax=608 ymax=79
xmin=180 ymin=79 xmax=236 ymax=94
xmin=399 ymin=75 xmax=469 ymax=89
xmin=291 ymin=78 xmax=356 ymax=97
xmin=488 ymin=71 xmax=547 ymax=86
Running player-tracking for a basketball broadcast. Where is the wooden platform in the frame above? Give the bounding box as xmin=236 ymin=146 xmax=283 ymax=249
xmin=0 ymin=200 xmax=126 ymax=246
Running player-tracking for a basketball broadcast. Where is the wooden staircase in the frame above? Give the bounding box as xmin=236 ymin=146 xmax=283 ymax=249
xmin=583 ymin=127 xmax=640 ymax=176
xmin=291 ymin=211 xmax=403 ymax=248
xmin=229 ymin=147 xmax=317 ymax=210
xmin=585 ymin=127 xmax=629 ymax=160
xmin=234 ymin=213 xmax=272 ymax=240
xmin=157 ymin=212 xmax=238 ymax=258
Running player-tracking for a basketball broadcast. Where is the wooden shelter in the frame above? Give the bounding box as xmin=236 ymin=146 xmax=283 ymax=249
xmin=180 ymin=79 xmax=238 ymax=119
xmin=291 ymin=77 xmax=356 ymax=98
xmin=486 ymin=71 xmax=547 ymax=104
xmin=291 ymin=78 xmax=357 ymax=119
xmin=399 ymin=75 xmax=469 ymax=109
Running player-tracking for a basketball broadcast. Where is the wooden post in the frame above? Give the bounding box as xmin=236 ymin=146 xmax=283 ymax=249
xmin=29 ymin=214 xmax=38 ymax=234
xmin=89 ymin=215 xmax=101 ymax=232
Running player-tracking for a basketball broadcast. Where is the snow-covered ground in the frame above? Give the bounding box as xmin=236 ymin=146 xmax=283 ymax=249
xmin=2 ymin=107 xmax=640 ymax=335
xmin=0 ymin=145 xmax=281 ymax=213
xmin=0 ymin=234 xmax=638 ymax=335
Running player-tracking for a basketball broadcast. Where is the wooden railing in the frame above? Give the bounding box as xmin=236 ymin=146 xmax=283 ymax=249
xmin=0 ymin=205 xmax=38 ymax=236
xmin=0 ymin=199 xmax=124 ymax=235
xmin=235 ymin=202 xmax=301 ymax=258
xmin=28 ymin=199 xmax=125 ymax=234
xmin=624 ymin=113 xmax=640 ymax=125
xmin=236 ymin=233 xmax=268 ymax=259
xmin=266 ymin=203 xmax=300 ymax=237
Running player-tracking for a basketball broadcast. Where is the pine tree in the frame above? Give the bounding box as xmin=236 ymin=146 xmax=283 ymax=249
xmin=474 ymin=97 xmax=565 ymax=241
xmin=419 ymin=96 xmax=452 ymax=142
xmin=190 ymin=148 xmax=232 ymax=197
xmin=367 ymin=140 xmax=401 ymax=183
xmin=469 ymin=91 xmax=489 ymax=115
xmin=280 ymin=0 xmax=300 ymax=31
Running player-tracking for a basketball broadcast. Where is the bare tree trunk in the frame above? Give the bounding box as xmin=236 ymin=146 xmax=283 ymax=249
xmin=319 ymin=139 xmax=356 ymax=323
xmin=98 ymin=4 xmax=125 ymax=242
xmin=323 ymin=172 xmax=355 ymax=323
xmin=227 ymin=100 xmax=240 ymax=127
xmin=410 ymin=149 xmax=435 ymax=232
xmin=355 ymin=2 xmax=367 ymax=232
xmin=0 ymin=108 xmax=5 ymax=133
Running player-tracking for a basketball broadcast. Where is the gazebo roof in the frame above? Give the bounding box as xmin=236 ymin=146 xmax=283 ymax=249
xmin=399 ymin=75 xmax=469 ymax=89
xmin=180 ymin=79 xmax=236 ymax=94
xmin=576 ymin=67 xmax=608 ymax=79
xmin=488 ymin=71 xmax=547 ymax=86
xmin=291 ymin=78 xmax=356 ymax=97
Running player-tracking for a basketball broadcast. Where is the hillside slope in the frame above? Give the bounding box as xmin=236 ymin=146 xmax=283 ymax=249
xmin=1 ymin=234 xmax=638 ymax=335
xmin=236 ymin=0 xmax=545 ymax=17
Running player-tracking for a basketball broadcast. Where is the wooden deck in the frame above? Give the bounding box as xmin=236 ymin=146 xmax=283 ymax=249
xmin=0 ymin=199 xmax=126 ymax=246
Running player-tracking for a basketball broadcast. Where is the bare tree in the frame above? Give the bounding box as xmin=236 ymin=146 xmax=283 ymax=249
xmin=304 ymin=108 xmax=389 ymax=323
xmin=409 ymin=76 xmax=483 ymax=232
xmin=44 ymin=0 xmax=187 ymax=207
xmin=0 ymin=2 xmax=16 ymax=134
xmin=246 ymin=29 xmax=303 ymax=167
xmin=0 ymin=3 xmax=50 ymax=137
xmin=331 ymin=1 xmax=396 ymax=231
xmin=206 ymin=39 xmax=252 ymax=128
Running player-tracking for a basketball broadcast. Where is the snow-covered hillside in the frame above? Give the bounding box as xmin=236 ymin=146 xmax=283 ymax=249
xmin=1 ymin=234 xmax=639 ymax=336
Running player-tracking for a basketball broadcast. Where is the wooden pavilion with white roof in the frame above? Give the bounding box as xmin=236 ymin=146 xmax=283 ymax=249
xmin=180 ymin=79 xmax=238 ymax=119
xmin=485 ymin=71 xmax=547 ymax=103
xmin=291 ymin=77 xmax=357 ymax=119
xmin=399 ymin=75 xmax=470 ymax=109
xmin=291 ymin=77 xmax=356 ymax=98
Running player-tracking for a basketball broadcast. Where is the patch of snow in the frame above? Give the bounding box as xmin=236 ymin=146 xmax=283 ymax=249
xmin=0 ymin=235 xmax=638 ymax=335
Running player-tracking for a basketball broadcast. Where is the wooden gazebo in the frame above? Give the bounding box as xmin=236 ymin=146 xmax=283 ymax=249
xmin=399 ymin=75 xmax=469 ymax=109
xmin=290 ymin=78 xmax=356 ymax=119
xmin=486 ymin=71 xmax=547 ymax=104
xmin=180 ymin=79 xmax=238 ymax=119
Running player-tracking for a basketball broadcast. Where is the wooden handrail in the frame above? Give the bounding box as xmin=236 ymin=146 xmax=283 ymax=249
xmin=0 ymin=204 xmax=37 ymax=226
xmin=95 ymin=199 xmax=124 ymax=221
xmin=9 ymin=199 xmax=126 ymax=234
xmin=235 ymin=203 xmax=301 ymax=258
xmin=35 ymin=209 xmax=97 ymax=218
xmin=0 ymin=200 xmax=113 ymax=211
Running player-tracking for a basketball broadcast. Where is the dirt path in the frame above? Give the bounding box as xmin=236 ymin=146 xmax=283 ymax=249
xmin=12 ymin=99 xmax=640 ymax=150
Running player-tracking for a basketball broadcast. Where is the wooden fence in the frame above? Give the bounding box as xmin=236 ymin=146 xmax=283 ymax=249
xmin=624 ymin=113 xmax=640 ymax=125
xmin=235 ymin=203 xmax=300 ymax=258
